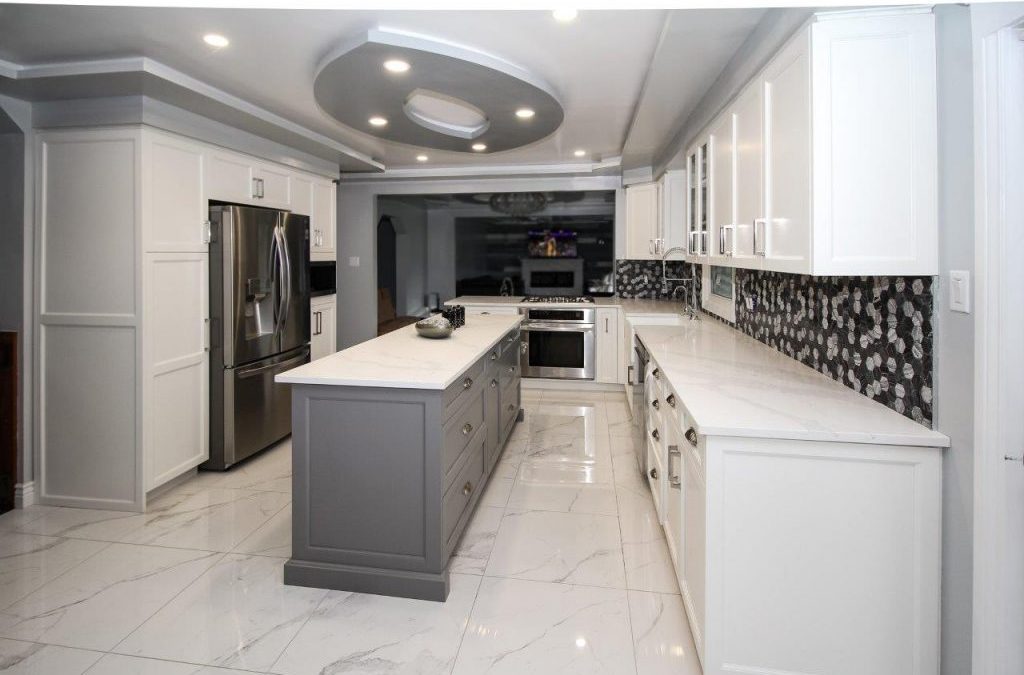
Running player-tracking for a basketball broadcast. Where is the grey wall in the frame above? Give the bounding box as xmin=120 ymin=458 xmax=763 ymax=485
xmin=337 ymin=175 xmax=622 ymax=349
xmin=377 ymin=197 xmax=430 ymax=317
xmin=933 ymin=5 xmax=976 ymax=674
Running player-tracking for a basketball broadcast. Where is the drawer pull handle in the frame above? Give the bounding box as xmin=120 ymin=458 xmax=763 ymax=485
xmin=462 ymin=423 xmax=473 ymax=436
xmin=668 ymin=445 xmax=681 ymax=488
xmin=649 ymin=467 xmax=659 ymax=480
xmin=685 ymin=427 xmax=698 ymax=447
xmin=490 ymin=379 xmax=498 ymax=388
xmin=491 ymin=352 xmax=498 ymax=361
xmin=462 ymin=481 xmax=473 ymax=496
xmin=507 ymin=404 xmax=515 ymax=412
xmin=463 ymin=377 xmax=473 ymax=390
xmin=666 ymin=394 xmax=676 ymax=408
xmin=508 ymin=366 xmax=516 ymax=374
xmin=653 ymin=368 xmax=661 ymax=380
xmin=652 ymin=399 xmax=660 ymax=410
xmin=651 ymin=428 xmax=660 ymax=441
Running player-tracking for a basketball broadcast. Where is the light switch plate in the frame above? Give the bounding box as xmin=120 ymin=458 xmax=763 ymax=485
xmin=348 ymin=256 xmax=360 ymax=267
xmin=949 ymin=270 xmax=970 ymax=313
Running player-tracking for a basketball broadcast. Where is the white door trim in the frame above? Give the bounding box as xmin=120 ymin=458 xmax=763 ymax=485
xmin=973 ymin=13 xmax=1024 ymax=675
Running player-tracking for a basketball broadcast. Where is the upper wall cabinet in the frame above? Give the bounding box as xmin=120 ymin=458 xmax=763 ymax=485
xmin=625 ymin=172 xmax=686 ymax=260
xmin=686 ymin=8 xmax=938 ymax=276
xmin=311 ymin=179 xmax=337 ymax=261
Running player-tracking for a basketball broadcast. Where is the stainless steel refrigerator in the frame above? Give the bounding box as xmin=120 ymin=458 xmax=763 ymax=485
xmin=205 ymin=203 xmax=310 ymax=470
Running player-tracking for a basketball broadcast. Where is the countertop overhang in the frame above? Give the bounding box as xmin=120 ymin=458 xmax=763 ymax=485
xmin=635 ymin=321 xmax=950 ymax=448
xmin=276 ymin=314 xmax=522 ymax=389
xmin=448 ymin=295 xmax=683 ymax=316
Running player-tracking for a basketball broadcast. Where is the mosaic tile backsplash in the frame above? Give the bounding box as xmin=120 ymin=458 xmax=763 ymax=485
xmin=615 ymin=260 xmax=934 ymax=426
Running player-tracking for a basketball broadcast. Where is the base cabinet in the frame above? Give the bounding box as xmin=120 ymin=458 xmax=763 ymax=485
xmin=594 ymin=308 xmax=621 ymax=384
xmin=310 ymin=295 xmax=337 ymax=362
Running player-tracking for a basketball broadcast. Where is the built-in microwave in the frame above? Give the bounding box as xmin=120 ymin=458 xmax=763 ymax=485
xmin=309 ymin=261 xmax=336 ymax=297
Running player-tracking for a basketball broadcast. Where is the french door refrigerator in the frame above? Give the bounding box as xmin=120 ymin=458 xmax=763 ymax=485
xmin=205 ymin=203 xmax=310 ymax=470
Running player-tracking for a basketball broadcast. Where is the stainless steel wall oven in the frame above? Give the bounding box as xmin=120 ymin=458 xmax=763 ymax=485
xmin=518 ymin=307 xmax=595 ymax=380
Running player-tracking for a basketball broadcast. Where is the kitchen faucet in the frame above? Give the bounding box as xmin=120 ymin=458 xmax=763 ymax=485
xmin=661 ymin=246 xmax=700 ymax=320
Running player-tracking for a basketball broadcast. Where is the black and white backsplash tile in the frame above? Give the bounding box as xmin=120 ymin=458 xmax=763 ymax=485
xmin=615 ymin=259 xmax=934 ymax=426
xmin=615 ymin=259 xmax=693 ymax=298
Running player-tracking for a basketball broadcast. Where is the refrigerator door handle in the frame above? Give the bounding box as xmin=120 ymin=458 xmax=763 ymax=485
xmin=272 ymin=225 xmax=288 ymax=337
xmin=278 ymin=223 xmax=292 ymax=332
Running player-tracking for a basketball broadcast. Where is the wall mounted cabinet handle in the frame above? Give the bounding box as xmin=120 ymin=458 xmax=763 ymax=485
xmin=604 ymin=316 xmax=609 ymax=332
xmin=252 ymin=177 xmax=260 ymax=199
xmin=719 ymin=226 xmax=727 ymax=255
xmin=685 ymin=427 xmax=699 ymax=447
xmin=666 ymin=393 xmax=676 ymax=408
xmin=753 ymin=218 xmax=767 ymax=256
xmin=649 ymin=239 xmax=655 ymax=255
xmin=463 ymin=377 xmax=473 ymax=390
xmin=462 ymin=481 xmax=473 ymax=496
xmin=462 ymin=423 xmax=473 ymax=436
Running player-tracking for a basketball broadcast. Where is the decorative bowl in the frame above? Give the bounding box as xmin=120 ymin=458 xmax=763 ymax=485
xmin=415 ymin=315 xmax=453 ymax=339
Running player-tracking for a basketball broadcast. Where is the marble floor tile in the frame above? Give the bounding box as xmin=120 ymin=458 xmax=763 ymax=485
xmin=231 ymin=503 xmax=291 ymax=558
xmin=0 ymin=637 xmax=101 ymax=674
xmin=485 ymin=509 xmax=625 ymax=588
xmin=114 ymin=554 xmax=327 ymax=672
xmin=0 ymin=533 xmax=108 ymax=611
xmin=0 ymin=544 xmax=220 ymax=651
xmin=507 ymin=467 xmax=618 ymax=516
xmin=0 ymin=507 xmax=65 ymax=534
xmin=12 ymin=507 xmax=140 ymax=539
xmin=190 ymin=440 xmax=292 ymax=493
xmin=617 ymin=484 xmax=680 ymax=594
xmin=628 ymin=591 xmax=702 ymax=675
xmin=479 ymin=477 xmax=513 ymax=508
xmin=48 ymin=488 xmax=290 ymax=553
xmin=87 ymin=654 xmax=258 ymax=675
xmin=452 ymin=577 xmax=636 ymax=675
xmin=450 ymin=506 xmax=505 ymax=575
xmin=271 ymin=573 xmax=481 ymax=675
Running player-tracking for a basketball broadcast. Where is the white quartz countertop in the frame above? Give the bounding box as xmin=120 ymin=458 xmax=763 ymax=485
xmin=449 ymin=295 xmax=682 ymax=315
xmin=276 ymin=315 xmax=522 ymax=389
xmin=635 ymin=321 xmax=950 ymax=448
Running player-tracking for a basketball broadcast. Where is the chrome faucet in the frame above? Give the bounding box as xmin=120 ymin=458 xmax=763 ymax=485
xmin=661 ymin=246 xmax=700 ymax=320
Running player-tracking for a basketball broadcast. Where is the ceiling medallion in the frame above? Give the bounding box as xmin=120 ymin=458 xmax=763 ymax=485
xmin=489 ymin=192 xmax=549 ymax=216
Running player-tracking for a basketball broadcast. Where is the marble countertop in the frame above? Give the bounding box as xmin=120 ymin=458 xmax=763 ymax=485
xmin=635 ymin=321 xmax=950 ymax=448
xmin=276 ymin=315 xmax=522 ymax=389
xmin=448 ymin=295 xmax=682 ymax=315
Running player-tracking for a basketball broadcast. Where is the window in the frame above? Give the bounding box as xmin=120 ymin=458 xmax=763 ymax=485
xmin=702 ymin=264 xmax=736 ymax=323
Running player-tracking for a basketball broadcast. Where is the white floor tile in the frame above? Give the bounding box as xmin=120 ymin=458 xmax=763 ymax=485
xmin=0 ymin=637 xmax=100 ymax=674
xmin=485 ymin=510 xmax=625 ymax=588
xmin=271 ymin=573 xmax=481 ymax=675
xmin=0 ymin=507 xmax=64 ymax=534
xmin=0 ymin=544 xmax=220 ymax=651
xmin=114 ymin=554 xmax=327 ymax=672
xmin=87 ymin=653 xmax=258 ymax=675
xmin=628 ymin=591 xmax=702 ymax=675
xmin=479 ymin=478 xmax=513 ymax=508
xmin=450 ymin=506 xmax=504 ymax=575
xmin=190 ymin=441 xmax=292 ymax=493
xmin=232 ymin=503 xmax=291 ymax=558
xmin=452 ymin=577 xmax=636 ymax=675
xmin=0 ymin=533 xmax=108 ymax=611
xmin=617 ymin=483 xmax=680 ymax=594
xmin=507 ymin=468 xmax=619 ymax=516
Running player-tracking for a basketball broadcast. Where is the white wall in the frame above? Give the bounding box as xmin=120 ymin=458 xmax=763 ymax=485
xmin=337 ymin=174 xmax=622 ymax=349
xmin=377 ymin=197 xmax=429 ymax=316
xmin=933 ymin=6 xmax=976 ymax=673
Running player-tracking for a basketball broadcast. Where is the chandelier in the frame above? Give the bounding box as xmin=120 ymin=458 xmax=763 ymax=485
xmin=489 ymin=192 xmax=548 ymax=216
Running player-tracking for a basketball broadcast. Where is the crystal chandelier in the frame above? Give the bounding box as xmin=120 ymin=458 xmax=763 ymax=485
xmin=489 ymin=192 xmax=548 ymax=216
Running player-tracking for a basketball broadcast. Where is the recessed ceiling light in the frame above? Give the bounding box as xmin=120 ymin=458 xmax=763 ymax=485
xmin=416 ymin=154 xmax=429 ymax=162
xmin=471 ymin=143 xmax=487 ymax=152
xmin=383 ymin=59 xmax=410 ymax=73
xmin=368 ymin=116 xmax=388 ymax=127
xmin=203 ymin=33 xmax=229 ymax=48
xmin=574 ymin=149 xmax=587 ymax=157
xmin=515 ymin=108 xmax=535 ymax=119
xmin=552 ymin=9 xmax=578 ymax=22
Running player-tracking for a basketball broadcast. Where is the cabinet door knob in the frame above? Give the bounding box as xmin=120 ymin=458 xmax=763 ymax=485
xmin=685 ymin=427 xmax=699 ymax=447
xmin=651 ymin=428 xmax=660 ymax=441
xmin=666 ymin=394 xmax=676 ymax=408
xmin=508 ymin=366 xmax=515 ymax=374
xmin=520 ymin=342 xmax=528 ymax=354
xmin=463 ymin=377 xmax=473 ymax=390
xmin=462 ymin=423 xmax=473 ymax=436
xmin=652 ymin=399 xmax=660 ymax=410
xmin=491 ymin=352 xmax=498 ymax=361
xmin=462 ymin=481 xmax=473 ymax=496
xmin=649 ymin=467 xmax=659 ymax=480
xmin=507 ymin=404 xmax=515 ymax=412
xmin=652 ymin=368 xmax=660 ymax=380
xmin=490 ymin=379 xmax=498 ymax=388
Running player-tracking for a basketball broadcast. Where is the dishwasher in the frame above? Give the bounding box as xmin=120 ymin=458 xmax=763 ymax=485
xmin=632 ymin=336 xmax=651 ymax=478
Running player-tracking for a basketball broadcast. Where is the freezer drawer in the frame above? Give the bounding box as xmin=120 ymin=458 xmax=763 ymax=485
xmin=206 ymin=345 xmax=309 ymax=470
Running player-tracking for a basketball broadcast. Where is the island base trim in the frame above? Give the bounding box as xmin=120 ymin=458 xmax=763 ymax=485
xmin=284 ymin=558 xmax=450 ymax=602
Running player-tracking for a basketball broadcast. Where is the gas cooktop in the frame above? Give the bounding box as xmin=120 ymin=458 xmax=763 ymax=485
xmin=521 ymin=295 xmax=595 ymax=304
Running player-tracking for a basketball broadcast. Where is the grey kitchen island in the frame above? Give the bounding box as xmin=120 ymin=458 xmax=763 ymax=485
xmin=275 ymin=314 xmax=523 ymax=601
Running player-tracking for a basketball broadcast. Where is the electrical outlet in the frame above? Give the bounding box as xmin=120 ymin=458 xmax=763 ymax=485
xmin=643 ymin=273 xmax=649 ymax=285
xmin=348 ymin=256 xmax=360 ymax=267
xmin=745 ymin=296 xmax=756 ymax=311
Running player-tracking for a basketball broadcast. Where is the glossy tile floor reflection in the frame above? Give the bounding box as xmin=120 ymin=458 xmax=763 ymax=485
xmin=0 ymin=389 xmax=702 ymax=674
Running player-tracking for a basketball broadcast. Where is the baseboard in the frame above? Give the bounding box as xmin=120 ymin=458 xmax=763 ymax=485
xmin=14 ymin=481 xmax=35 ymax=508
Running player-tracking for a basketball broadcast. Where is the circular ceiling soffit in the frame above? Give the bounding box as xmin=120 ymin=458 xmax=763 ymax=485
xmin=314 ymin=29 xmax=564 ymax=153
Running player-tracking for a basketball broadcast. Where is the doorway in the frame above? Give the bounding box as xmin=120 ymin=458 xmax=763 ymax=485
xmin=973 ymin=13 xmax=1024 ymax=675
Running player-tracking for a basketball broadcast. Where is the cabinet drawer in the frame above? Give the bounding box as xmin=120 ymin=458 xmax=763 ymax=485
xmin=498 ymin=328 xmax=521 ymax=357
xmin=442 ymin=391 xmax=485 ymax=481
xmin=442 ymin=357 xmax=486 ymax=415
xmin=500 ymin=379 xmax=520 ymax=436
xmin=498 ymin=358 xmax=519 ymax=391
xmin=442 ymin=432 xmax=486 ymax=549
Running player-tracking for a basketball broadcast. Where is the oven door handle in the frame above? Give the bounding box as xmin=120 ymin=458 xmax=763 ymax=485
xmin=521 ymin=323 xmax=595 ymax=332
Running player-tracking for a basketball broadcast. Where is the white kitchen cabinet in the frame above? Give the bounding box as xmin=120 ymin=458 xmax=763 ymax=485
xmin=253 ymin=161 xmax=291 ymax=210
xmin=594 ymin=308 xmax=621 ymax=384
xmin=206 ymin=151 xmax=254 ymax=205
xmin=681 ymin=438 xmax=706 ymax=660
xmin=291 ymin=174 xmax=312 ymax=216
xmin=311 ymin=179 xmax=336 ymax=261
xmin=624 ymin=181 xmax=661 ymax=259
xmin=683 ymin=7 xmax=938 ymax=276
xmin=659 ymin=170 xmax=687 ymax=256
xmin=311 ymin=294 xmax=337 ymax=362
